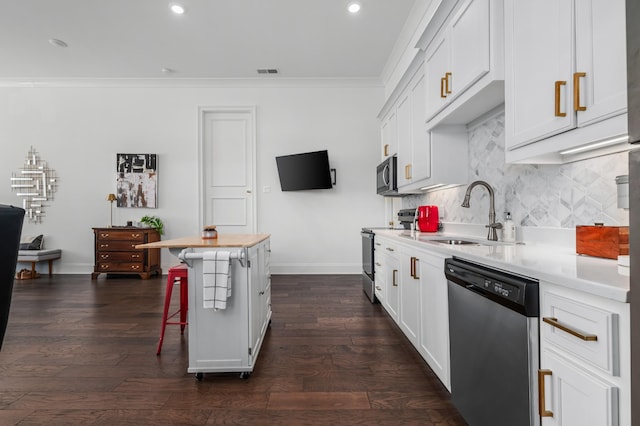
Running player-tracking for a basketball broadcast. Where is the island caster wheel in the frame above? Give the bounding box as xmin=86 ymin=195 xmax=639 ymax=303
xmin=239 ymin=371 xmax=251 ymax=379
xmin=195 ymin=373 xmax=204 ymax=382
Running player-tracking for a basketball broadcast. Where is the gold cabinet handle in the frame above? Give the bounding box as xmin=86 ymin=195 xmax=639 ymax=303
xmin=445 ymin=72 xmax=452 ymax=94
xmin=554 ymin=81 xmax=567 ymax=117
xmin=440 ymin=77 xmax=446 ymax=98
xmin=574 ymin=72 xmax=586 ymax=112
xmin=405 ymin=164 xmax=412 ymax=180
xmin=543 ymin=317 xmax=598 ymax=341
xmin=410 ymin=257 xmax=419 ymax=279
xmin=384 ymin=144 xmax=389 ymax=157
xmin=538 ymin=369 xmax=553 ymax=417
xmin=392 ymin=269 xmax=398 ymax=287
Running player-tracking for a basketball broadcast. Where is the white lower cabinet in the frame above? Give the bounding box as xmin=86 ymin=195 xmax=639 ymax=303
xmin=399 ymin=246 xmax=421 ymax=348
xmin=541 ymin=348 xmax=618 ymax=426
xmin=373 ymin=240 xmax=385 ymax=304
xmin=377 ymin=235 xmax=451 ymax=390
xmin=539 ymin=282 xmax=630 ymax=426
xmin=416 ymin=251 xmax=450 ymax=391
xmin=378 ymin=237 xmax=400 ymax=323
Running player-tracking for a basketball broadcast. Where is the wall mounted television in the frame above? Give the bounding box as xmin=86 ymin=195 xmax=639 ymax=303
xmin=275 ymin=150 xmax=334 ymax=191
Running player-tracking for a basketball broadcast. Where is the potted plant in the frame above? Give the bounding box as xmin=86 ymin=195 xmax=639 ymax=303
xmin=140 ymin=215 xmax=164 ymax=235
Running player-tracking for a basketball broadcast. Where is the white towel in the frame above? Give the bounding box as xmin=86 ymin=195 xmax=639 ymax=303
xmin=202 ymin=251 xmax=232 ymax=310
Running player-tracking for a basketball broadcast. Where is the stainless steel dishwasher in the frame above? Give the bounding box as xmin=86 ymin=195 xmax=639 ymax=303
xmin=445 ymin=257 xmax=540 ymax=426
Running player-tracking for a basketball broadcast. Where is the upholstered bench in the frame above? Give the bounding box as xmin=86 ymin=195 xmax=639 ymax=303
xmin=16 ymin=249 xmax=62 ymax=279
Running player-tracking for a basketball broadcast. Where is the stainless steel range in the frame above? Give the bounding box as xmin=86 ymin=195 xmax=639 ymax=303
xmin=361 ymin=228 xmax=377 ymax=303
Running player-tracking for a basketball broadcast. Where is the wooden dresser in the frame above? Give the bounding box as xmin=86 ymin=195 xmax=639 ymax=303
xmin=92 ymin=227 xmax=161 ymax=280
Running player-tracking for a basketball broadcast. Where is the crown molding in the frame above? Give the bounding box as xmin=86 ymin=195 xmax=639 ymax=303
xmin=0 ymin=77 xmax=384 ymax=89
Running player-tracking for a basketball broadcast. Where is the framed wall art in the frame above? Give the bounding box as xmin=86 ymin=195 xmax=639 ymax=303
xmin=116 ymin=154 xmax=157 ymax=208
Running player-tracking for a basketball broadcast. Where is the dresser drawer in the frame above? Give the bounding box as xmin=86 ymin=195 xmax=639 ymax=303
xmin=96 ymin=230 xmax=146 ymax=242
xmin=97 ymin=262 xmax=144 ymax=273
xmin=96 ymin=241 xmax=141 ymax=251
xmin=541 ymin=290 xmax=618 ymax=375
xmin=97 ymin=251 xmax=144 ymax=262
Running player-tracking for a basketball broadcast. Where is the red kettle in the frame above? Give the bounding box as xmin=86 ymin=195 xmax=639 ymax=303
xmin=416 ymin=205 xmax=439 ymax=232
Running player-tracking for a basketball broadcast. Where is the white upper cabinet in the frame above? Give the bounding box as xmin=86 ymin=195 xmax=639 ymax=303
xmin=418 ymin=0 xmax=504 ymax=128
xmin=381 ymin=110 xmax=397 ymax=160
xmin=505 ymin=0 xmax=628 ymax=163
xmin=397 ymin=71 xmax=432 ymax=189
xmin=393 ymin=65 xmax=468 ymax=194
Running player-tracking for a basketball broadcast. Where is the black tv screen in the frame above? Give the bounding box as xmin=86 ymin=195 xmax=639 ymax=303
xmin=275 ymin=150 xmax=333 ymax=191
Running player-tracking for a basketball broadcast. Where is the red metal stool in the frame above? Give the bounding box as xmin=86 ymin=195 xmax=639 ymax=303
xmin=156 ymin=264 xmax=188 ymax=355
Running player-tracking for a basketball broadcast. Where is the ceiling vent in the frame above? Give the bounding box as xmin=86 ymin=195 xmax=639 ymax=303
xmin=257 ymin=68 xmax=279 ymax=75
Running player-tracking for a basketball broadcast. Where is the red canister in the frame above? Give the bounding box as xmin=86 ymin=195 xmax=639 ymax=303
xmin=417 ymin=205 xmax=439 ymax=232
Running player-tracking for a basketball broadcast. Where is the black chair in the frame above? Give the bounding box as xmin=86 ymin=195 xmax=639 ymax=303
xmin=0 ymin=205 xmax=25 ymax=350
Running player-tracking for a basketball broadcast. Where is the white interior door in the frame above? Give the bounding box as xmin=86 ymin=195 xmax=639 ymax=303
xmin=199 ymin=107 xmax=256 ymax=234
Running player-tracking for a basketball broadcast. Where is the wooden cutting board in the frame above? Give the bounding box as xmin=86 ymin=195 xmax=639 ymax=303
xmin=576 ymin=225 xmax=629 ymax=259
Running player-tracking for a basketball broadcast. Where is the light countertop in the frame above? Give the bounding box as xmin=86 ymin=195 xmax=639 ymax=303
xmin=136 ymin=234 xmax=270 ymax=249
xmin=374 ymin=229 xmax=630 ymax=303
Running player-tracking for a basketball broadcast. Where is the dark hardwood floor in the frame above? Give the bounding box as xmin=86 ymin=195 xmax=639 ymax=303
xmin=0 ymin=274 xmax=466 ymax=425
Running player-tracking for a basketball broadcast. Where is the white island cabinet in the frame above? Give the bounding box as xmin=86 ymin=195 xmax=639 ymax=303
xmin=137 ymin=234 xmax=271 ymax=380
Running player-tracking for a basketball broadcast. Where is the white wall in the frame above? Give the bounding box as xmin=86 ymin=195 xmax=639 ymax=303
xmin=0 ymin=82 xmax=385 ymax=275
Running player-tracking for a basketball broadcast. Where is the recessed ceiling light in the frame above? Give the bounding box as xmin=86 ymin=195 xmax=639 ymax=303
xmin=347 ymin=2 xmax=361 ymax=13
xmin=48 ymin=38 xmax=68 ymax=48
xmin=170 ymin=3 xmax=185 ymax=14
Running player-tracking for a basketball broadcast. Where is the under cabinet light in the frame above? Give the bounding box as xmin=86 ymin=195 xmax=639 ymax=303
xmin=420 ymin=184 xmax=447 ymax=191
xmin=559 ymin=135 xmax=628 ymax=155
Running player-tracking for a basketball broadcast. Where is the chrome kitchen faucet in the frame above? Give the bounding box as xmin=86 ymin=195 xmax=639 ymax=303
xmin=461 ymin=180 xmax=502 ymax=241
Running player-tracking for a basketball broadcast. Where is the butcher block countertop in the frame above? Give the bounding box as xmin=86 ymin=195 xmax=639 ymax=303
xmin=136 ymin=234 xmax=270 ymax=249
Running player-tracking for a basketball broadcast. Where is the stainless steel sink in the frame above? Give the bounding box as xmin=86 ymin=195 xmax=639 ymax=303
xmin=431 ymin=239 xmax=480 ymax=246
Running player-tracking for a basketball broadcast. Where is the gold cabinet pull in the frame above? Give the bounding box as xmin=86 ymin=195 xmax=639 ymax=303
xmin=405 ymin=164 xmax=412 ymax=180
xmin=543 ymin=317 xmax=597 ymax=341
xmin=410 ymin=257 xmax=415 ymax=278
xmin=554 ymin=81 xmax=567 ymax=117
xmin=392 ymin=269 xmax=398 ymax=287
xmin=410 ymin=257 xmax=419 ymax=279
xmin=538 ymin=369 xmax=553 ymax=417
xmin=573 ymin=72 xmax=587 ymax=112
xmin=440 ymin=77 xmax=446 ymax=98
xmin=445 ymin=72 xmax=452 ymax=94
xmin=384 ymin=144 xmax=389 ymax=157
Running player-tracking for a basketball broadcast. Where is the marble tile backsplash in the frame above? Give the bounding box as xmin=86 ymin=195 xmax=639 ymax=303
xmin=403 ymin=111 xmax=629 ymax=228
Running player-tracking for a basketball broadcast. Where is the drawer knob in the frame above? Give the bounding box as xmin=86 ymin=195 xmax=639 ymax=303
xmin=542 ymin=317 xmax=598 ymax=341
xmin=130 ymin=265 xmax=140 ymax=270
xmin=100 ymin=244 xmax=109 ymax=248
xmin=100 ymin=254 xmax=110 ymax=259
xmin=100 ymin=265 xmax=110 ymax=270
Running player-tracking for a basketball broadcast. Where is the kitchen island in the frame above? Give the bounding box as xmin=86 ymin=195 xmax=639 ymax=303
xmin=137 ymin=234 xmax=271 ymax=380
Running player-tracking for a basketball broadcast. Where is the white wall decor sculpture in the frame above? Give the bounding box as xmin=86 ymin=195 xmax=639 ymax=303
xmin=11 ymin=147 xmax=58 ymax=223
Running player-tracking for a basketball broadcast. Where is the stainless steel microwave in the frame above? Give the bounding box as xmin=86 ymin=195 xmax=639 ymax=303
xmin=376 ymin=156 xmax=399 ymax=196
